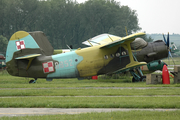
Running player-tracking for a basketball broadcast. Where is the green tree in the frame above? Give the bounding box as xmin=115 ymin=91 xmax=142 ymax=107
xmin=0 ymin=35 xmax=8 ymax=53
xmin=141 ymin=32 xmax=154 ymax=42
xmin=109 ymin=5 xmax=141 ymax=37
xmin=0 ymin=0 xmax=142 ymax=49
xmin=80 ymin=0 xmax=121 ymax=40
xmin=0 ymin=0 xmax=7 ymax=36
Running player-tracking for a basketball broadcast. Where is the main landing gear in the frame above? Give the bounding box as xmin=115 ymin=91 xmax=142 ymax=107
xmin=29 ymin=78 xmax=37 ymax=83
xmin=130 ymin=67 xmax=146 ymax=82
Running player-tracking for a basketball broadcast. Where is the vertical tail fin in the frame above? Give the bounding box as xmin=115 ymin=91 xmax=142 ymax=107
xmin=6 ymin=31 xmax=54 ymax=63
xmin=6 ymin=31 xmax=54 ymax=76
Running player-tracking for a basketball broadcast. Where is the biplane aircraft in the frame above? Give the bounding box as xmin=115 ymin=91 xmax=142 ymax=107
xmin=6 ymin=31 xmax=169 ymax=83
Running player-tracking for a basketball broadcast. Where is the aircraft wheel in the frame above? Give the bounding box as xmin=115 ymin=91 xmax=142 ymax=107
xmin=140 ymin=76 xmax=146 ymax=81
xmin=29 ymin=80 xmax=36 ymax=84
xmin=132 ymin=77 xmax=135 ymax=82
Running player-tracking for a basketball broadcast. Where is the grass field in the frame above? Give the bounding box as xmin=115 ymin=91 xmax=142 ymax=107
xmin=0 ymin=69 xmax=180 ymax=119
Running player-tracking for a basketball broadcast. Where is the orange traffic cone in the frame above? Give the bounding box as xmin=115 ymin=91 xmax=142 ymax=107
xmin=162 ymin=65 xmax=170 ymax=84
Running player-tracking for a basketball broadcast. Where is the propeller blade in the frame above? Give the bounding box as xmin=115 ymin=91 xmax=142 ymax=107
xmin=169 ymin=51 xmax=172 ymax=58
xmin=169 ymin=51 xmax=175 ymax=65
xmin=163 ymin=34 xmax=167 ymax=44
xmin=167 ymin=32 xmax=169 ymax=47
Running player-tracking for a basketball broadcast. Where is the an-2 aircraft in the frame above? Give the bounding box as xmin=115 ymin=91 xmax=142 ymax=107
xmin=6 ymin=31 xmax=169 ymax=83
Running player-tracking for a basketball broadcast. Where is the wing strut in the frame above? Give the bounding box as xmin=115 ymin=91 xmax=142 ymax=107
xmin=26 ymin=58 xmax=34 ymax=70
xmin=126 ymin=41 xmax=147 ymax=68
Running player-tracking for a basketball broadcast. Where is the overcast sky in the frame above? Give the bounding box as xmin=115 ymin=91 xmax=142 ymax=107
xmin=77 ymin=0 xmax=180 ymax=34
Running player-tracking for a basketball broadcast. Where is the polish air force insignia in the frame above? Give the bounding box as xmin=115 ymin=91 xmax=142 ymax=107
xmin=42 ymin=61 xmax=54 ymax=73
xmin=16 ymin=40 xmax=26 ymax=50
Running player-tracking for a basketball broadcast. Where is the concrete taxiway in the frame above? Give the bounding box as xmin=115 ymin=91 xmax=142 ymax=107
xmin=0 ymin=108 xmax=179 ymax=117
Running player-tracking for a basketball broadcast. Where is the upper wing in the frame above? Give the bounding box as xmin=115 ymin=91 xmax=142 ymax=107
xmin=100 ymin=32 xmax=146 ymax=49
xmin=82 ymin=34 xmax=121 ymax=46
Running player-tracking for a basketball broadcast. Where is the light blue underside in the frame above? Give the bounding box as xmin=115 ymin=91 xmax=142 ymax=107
xmin=6 ymin=35 xmax=40 ymax=62
xmin=47 ymin=51 xmax=83 ymax=78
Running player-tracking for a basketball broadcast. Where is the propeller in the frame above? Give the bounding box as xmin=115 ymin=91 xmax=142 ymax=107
xmin=163 ymin=33 xmax=175 ymax=65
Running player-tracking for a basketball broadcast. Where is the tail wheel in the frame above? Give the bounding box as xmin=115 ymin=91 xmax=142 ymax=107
xmin=29 ymin=79 xmax=37 ymax=84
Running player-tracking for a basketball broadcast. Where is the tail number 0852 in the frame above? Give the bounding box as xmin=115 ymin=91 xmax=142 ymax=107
xmin=55 ymin=59 xmax=73 ymax=69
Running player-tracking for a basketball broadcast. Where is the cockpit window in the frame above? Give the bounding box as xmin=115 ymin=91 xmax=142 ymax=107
xmin=130 ymin=38 xmax=147 ymax=50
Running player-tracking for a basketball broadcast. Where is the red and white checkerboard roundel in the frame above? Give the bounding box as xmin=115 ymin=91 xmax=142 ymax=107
xmin=42 ymin=61 xmax=54 ymax=73
xmin=16 ymin=40 xmax=26 ymax=50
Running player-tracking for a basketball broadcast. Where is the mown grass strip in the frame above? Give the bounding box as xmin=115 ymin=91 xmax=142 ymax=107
xmin=0 ymin=88 xmax=180 ymax=96
xmin=1 ymin=110 xmax=180 ymax=120
xmin=0 ymin=97 xmax=179 ymax=108
xmin=0 ymin=75 xmax=180 ymax=88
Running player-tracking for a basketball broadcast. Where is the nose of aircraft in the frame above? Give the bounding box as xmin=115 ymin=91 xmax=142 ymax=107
xmin=144 ymin=40 xmax=168 ymax=63
xmin=153 ymin=40 xmax=169 ymax=60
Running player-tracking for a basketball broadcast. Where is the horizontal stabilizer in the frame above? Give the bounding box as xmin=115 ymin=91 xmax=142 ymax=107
xmin=15 ymin=54 xmax=41 ymax=59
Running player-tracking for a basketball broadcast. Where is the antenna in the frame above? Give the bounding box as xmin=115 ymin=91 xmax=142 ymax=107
xmin=66 ymin=45 xmax=72 ymax=51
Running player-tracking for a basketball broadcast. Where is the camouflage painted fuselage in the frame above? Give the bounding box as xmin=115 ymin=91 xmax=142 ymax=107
xmin=6 ymin=31 xmax=168 ymax=80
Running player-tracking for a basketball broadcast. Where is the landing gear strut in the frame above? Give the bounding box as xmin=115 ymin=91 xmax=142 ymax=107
xmin=130 ymin=67 xmax=146 ymax=82
xmin=29 ymin=78 xmax=37 ymax=84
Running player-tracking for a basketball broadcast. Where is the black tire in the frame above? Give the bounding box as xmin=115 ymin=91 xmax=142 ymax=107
xmin=132 ymin=77 xmax=135 ymax=82
xmin=29 ymin=80 xmax=35 ymax=84
xmin=140 ymin=76 xmax=146 ymax=81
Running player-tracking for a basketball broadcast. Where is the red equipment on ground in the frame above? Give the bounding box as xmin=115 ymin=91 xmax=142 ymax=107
xmin=92 ymin=76 xmax=98 ymax=80
xmin=162 ymin=65 xmax=170 ymax=84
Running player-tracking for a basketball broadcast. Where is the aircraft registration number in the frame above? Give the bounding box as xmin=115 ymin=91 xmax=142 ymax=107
xmin=55 ymin=59 xmax=73 ymax=69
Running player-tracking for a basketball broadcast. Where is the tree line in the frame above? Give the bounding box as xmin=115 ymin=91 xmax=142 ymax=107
xmin=0 ymin=0 xmax=149 ymax=54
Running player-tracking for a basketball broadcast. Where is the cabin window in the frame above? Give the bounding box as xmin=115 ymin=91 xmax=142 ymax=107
xmin=116 ymin=53 xmax=120 ymax=57
xmin=104 ymin=55 xmax=108 ymax=59
xmin=122 ymin=51 xmax=126 ymax=56
xmin=110 ymin=54 xmax=114 ymax=58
